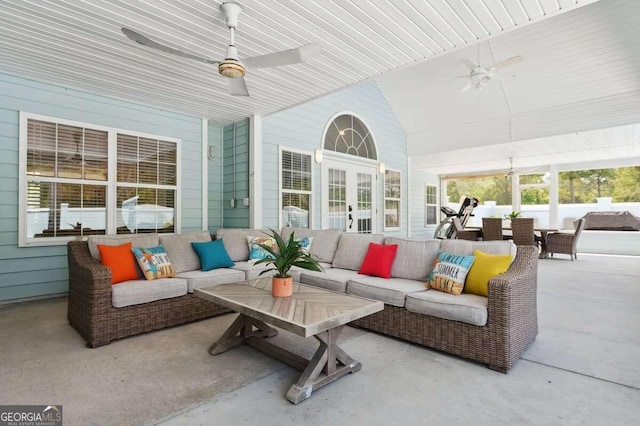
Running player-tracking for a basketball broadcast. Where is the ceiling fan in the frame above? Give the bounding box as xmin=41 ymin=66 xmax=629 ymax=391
xmin=121 ymin=2 xmax=321 ymax=97
xmin=505 ymin=156 xmax=539 ymax=177
xmin=459 ymin=47 xmax=523 ymax=92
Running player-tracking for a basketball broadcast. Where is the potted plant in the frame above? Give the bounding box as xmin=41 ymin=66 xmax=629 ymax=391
xmin=254 ymin=229 xmax=324 ymax=297
xmin=504 ymin=211 xmax=521 ymax=220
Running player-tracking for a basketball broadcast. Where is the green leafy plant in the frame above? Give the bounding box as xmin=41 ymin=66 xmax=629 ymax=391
xmin=504 ymin=211 xmax=521 ymax=220
xmin=254 ymin=229 xmax=324 ymax=278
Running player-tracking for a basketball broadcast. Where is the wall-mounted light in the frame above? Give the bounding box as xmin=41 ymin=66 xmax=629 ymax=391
xmin=207 ymin=145 xmax=216 ymax=160
xmin=378 ymin=162 xmax=386 ymax=174
xmin=314 ymin=149 xmax=323 ymax=163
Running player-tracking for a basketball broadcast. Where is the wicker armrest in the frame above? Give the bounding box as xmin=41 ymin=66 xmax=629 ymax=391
xmin=67 ymin=241 xmax=112 ymax=295
xmin=67 ymin=241 xmax=113 ymax=345
xmin=486 ymin=246 xmax=538 ymax=326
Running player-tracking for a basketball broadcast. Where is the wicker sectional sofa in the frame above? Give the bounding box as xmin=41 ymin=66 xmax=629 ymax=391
xmin=67 ymin=227 xmax=538 ymax=372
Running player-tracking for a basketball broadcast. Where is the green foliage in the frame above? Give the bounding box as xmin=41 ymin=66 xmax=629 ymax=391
xmin=254 ymin=229 xmax=324 ymax=278
xmin=613 ymin=166 xmax=640 ymax=202
xmin=446 ymin=176 xmax=512 ymax=205
xmin=447 ymin=166 xmax=639 ymax=205
xmin=504 ymin=211 xmax=520 ymax=219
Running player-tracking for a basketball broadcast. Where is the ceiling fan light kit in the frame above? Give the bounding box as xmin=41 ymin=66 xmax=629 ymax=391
xmin=120 ymin=1 xmax=321 ymax=97
xmin=459 ymin=43 xmax=523 ymax=92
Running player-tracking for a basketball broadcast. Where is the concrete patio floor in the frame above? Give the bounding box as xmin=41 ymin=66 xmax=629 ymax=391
xmin=1 ymin=254 xmax=638 ymax=425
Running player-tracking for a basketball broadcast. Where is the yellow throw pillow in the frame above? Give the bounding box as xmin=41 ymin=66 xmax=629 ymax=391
xmin=464 ymin=250 xmax=513 ymax=297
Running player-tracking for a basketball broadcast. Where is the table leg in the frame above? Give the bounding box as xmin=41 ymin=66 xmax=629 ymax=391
xmin=208 ymin=314 xmax=278 ymax=355
xmin=539 ymin=231 xmax=549 ymax=259
xmin=286 ymin=326 xmax=361 ymax=404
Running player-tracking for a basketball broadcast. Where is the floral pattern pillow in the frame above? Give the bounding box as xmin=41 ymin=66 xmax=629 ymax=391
xmin=246 ymin=236 xmax=277 ymax=260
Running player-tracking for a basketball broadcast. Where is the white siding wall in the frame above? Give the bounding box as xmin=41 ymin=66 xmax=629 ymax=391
xmin=410 ymin=169 xmax=440 ymax=239
xmin=262 ymin=81 xmax=408 ymax=235
xmin=0 ymin=73 xmax=206 ymax=301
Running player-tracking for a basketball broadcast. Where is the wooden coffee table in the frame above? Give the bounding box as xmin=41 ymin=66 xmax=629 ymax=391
xmin=195 ymin=278 xmax=383 ymax=404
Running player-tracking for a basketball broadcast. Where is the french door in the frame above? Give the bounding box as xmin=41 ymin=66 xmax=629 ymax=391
xmin=322 ymin=160 xmax=378 ymax=233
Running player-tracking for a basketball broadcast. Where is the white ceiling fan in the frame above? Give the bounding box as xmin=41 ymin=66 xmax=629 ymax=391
xmin=121 ymin=2 xmax=321 ymax=97
xmin=505 ymin=156 xmax=539 ymax=177
xmin=459 ymin=45 xmax=523 ymax=92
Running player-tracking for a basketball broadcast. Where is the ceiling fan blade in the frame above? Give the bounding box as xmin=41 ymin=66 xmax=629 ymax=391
xmin=461 ymin=58 xmax=477 ymax=71
xmin=121 ymin=28 xmax=219 ymax=65
xmin=461 ymin=80 xmax=473 ymax=92
xmin=243 ymin=43 xmax=321 ymax=69
xmin=493 ymin=55 xmax=523 ymax=70
xmin=228 ymin=76 xmax=250 ymax=97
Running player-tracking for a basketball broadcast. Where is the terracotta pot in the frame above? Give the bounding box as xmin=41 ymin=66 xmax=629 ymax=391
xmin=272 ymin=276 xmax=293 ymax=297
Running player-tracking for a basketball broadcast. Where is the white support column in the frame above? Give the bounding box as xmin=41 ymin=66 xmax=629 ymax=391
xmin=407 ymin=156 xmax=412 ymax=238
xmin=201 ymin=118 xmax=208 ymax=231
xmin=549 ymin=165 xmax=559 ymax=229
xmin=249 ymin=115 xmax=262 ymax=229
xmin=512 ymin=173 xmax=520 ymax=213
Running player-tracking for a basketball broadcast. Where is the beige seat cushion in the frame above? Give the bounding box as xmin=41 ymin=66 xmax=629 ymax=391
xmin=88 ymin=234 xmax=159 ymax=261
xmin=300 ymin=268 xmax=360 ymax=293
xmin=347 ymin=276 xmax=426 ymax=307
xmin=111 ymin=278 xmax=187 ymax=308
xmin=176 ymin=269 xmax=246 ymax=293
xmin=289 ymin=262 xmax=332 ymax=283
xmin=230 ymin=261 xmax=275 ymax=280
xmin=405 ymin=290 xmax=488 ymax=326
xmin=159 ymin=231 xmax=211 ymax=273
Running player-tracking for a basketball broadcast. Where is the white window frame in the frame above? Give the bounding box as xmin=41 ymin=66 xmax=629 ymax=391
xmin=278 ymin=146 xmax=313 ymax=230
xmin=383 ymin=168 xmax=402 ymax=231
xmin=19 ymin=112 xmax=181 ymax=247
xmin=425 ymin=184 xmax=438 ymax=226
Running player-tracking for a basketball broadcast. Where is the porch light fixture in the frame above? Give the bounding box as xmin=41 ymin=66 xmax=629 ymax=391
xmin=314 ymin=149 xmax=323 ymax=163
xmin=378 ymin=162 xmax=386 ymax=174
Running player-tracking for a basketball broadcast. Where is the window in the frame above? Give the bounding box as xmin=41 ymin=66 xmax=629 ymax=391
xmin=280 ymin=149 xmax=312 ymax=228
xmin=20 ymin=113 xmax=179 ymax=246
xmin=425 ymin=185 xmax=437 ymax=226
xmin=323 ymin=114 xmax=377 ymax=160
xmin=384 ymin=169 xmax=401 ymax=230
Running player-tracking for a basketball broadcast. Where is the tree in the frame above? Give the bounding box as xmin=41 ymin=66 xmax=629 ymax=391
xmin=613 ymin=166 xmax=640 ymax=202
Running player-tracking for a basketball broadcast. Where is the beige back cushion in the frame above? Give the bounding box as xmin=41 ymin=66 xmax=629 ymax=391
xmin=385 ymin=237 xmax=441 ymax=281
xmin=216 ymin=229 xmax=268 ymax=262
xmin=280 ymin=227 xmax=343 ymax=263
xmin=159 ymin=231 xmax=212 ymax=273
xmin=87 ymin=234 xmax=160 ymax=261
xmin=440 ymin=239 xmax=517 ymax=257
xmin=332 ymin=233 xmax=386 ymax=271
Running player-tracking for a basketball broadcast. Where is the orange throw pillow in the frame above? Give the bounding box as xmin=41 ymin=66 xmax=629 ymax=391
xmin=98 ymin=243 xmax=139 ymax=285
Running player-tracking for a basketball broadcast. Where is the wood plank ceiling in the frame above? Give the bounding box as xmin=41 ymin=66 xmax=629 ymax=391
xmin=0 ymin=0 xmax=595 ymax=126
xmin=375 ymin=0 xmax=640 ymax=173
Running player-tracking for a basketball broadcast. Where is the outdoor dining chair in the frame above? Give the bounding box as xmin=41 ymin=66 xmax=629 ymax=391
xmin=511 ymin=218 xmax=537 ymax=247
xmin=453 ymin=217 xmax=481 ymax=241
xmin=482 ymin=217 xmax=503 ymax=241
xmin=546 ymin=218 xmax=586 ymax=260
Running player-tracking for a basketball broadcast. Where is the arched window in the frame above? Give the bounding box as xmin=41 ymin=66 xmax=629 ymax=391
xmin=323 ymin=114 xmax=377 ymax=160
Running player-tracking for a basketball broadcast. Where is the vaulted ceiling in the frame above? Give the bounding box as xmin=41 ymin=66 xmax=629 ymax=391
xmin=1 ymin=0 xmax=638 ymax=175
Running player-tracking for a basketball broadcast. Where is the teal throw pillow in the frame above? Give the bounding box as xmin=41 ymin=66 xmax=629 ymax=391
xmin=191 ymin=239 xmax=235 ymax=271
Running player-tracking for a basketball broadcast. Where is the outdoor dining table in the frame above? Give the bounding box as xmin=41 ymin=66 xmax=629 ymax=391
xmin=466 ymin=226 xmax=558 ymax=259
